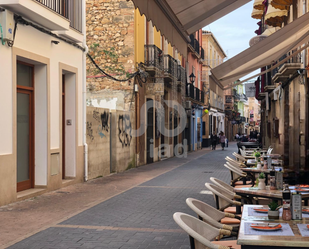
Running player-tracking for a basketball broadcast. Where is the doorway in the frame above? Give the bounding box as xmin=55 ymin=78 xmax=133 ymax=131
xmin=17 ymin=62 xmax=34 ymax=192
xmin=62 ymin=74 xmax=66 ymax=179
xmin=146 ymin=99 xmax=154 ymax=164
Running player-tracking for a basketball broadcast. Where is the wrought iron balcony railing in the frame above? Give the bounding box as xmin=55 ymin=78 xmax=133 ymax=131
xmin=164 ymin=54 xmax=177 ymax=77
xmin=186 ymin=83 xmax=194 ymax=99
xmin=195 ymin=87 xmax=200 ymax=102
xmin=177 ymin=65 xmax=186 ymax=83
xmin=36 ymin=0 xmax=82 ymax=32
xmin=271 ymin=51 xmax=302 ymax=77
xmin=189 ymin=34 xmax=200 ymax=56
xmin=201 ymin=91 xmax=205 ymax=104
xmin=144 ymin=45 xmax=164 ymax=71
xmin=201 ymin=47 xmax=204 ymax=60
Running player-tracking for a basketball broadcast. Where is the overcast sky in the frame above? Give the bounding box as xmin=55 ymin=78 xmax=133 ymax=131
xmin=203 ymin=1 xmax=259 ymax=82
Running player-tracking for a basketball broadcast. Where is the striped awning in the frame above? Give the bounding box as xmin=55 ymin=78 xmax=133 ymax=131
xmin=265 ymin=1 xmax=288 ymax=27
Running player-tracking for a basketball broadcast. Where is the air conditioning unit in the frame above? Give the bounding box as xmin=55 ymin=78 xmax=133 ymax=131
xmin=185 ymin=101 xmax=191 ymax=110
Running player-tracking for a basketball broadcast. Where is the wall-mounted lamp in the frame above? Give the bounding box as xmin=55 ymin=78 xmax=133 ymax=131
xmin=51 ymin=40 xmax=60 ymax=45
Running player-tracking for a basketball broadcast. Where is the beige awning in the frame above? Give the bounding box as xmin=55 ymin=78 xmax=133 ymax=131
xmin=211 ymin=11 xmax=309 ymax=87
xmin=251 ymin=8 xmax=263 ymax=19
xmin=131 ymin=0 xmax=251 ymax=58
xmin=265 ymin=2 xmax=288 ymax=27
xmin=253 ymin=0 xmax=264 ymax=10
xmin=271 ymin=0 xmax=292 ymax=10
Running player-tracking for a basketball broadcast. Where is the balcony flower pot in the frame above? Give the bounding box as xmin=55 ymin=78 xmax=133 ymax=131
xmin=268 ymin=210 xmax=279 ymax=219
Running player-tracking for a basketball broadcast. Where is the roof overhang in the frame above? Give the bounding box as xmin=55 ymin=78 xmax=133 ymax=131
xmin=131 ymin=0 xmax=251 ymax=59
xmin=211 ymin=11 xmax=309 ymax=87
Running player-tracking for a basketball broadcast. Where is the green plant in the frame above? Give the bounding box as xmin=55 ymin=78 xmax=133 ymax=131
xmin=258 ymin=172 xmax=265 ymax=179
xmin=254 ymin=152 xmax=261 ymax=158
xmin=268 ymin=201 xmax=280 ymax=211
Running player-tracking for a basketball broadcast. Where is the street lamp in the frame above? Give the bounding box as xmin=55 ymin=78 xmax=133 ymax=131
xmin=189 ymin=72 xmax=195 ymax=84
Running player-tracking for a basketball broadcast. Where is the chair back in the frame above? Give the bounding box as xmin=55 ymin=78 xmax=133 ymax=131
xmin=173 ymin=212 xmax=223 ymax=249
xmin=233 ymin=152 xmax=245 ymax=162
xmin=205 ymin=183 xmax=240 ymax=211
xmin=186 ymin=198 xmax=226 ymax=229
xmin=267 ymin=147 xmax=273 ymax=155
xmin=226 ymin=156 xmax=243 ymax=168
xmin=210 ymin=177 xmax=234 ymax=193
xmin=239 ymin=148 xmax=246 ymax=157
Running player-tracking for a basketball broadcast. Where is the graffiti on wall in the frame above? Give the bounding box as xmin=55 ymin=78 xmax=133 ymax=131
xmin=86 ymin=122 xmax=94 ymax=141
xmin=93 ymin=109 xmax=110 ymax=139
xmin=118 ymin=114 xmax=132 ymax=147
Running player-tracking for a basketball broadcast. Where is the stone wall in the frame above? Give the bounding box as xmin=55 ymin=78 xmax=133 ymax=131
xmin=86 ymin=0 xmax=135 ymax=110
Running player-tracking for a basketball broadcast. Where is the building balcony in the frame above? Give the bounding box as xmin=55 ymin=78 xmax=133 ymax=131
xmin=163 ymin=54 xmax=177 ymax=81
xmin=272 ymin=52 xmax=303 ymax=82
xmin=0 ymin=0 xmax=82 ymax=33
xmin=144 ymin=45 xmax=164 ymax=75
xmin=186 ymin=83 xmax=194 ymax=99
xmin=200 ymin=47 xmax=204 ymax=60
xmin=200 ymin=90 xmax=205 ymax=104
xmin=177 ymin=65 xmax=186 ymax=84
xmin=188 ymin=34 xmax=201 ymax=58
xmin=195 ymin=87 xmax=200 ymax=102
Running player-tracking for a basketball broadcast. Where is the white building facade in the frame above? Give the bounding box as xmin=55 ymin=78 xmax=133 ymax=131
xmin=0 ymin=0 xmax=86 ymax=206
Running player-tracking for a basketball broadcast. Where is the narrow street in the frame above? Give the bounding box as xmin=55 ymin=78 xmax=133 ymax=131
xmin=1 ymin=143 xmax=236 ymax=249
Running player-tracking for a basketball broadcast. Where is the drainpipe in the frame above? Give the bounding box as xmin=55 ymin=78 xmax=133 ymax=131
xmin=82 ymin=0 xmax=89 ymax=181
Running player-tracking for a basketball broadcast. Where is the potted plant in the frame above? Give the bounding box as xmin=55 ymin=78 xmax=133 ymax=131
xmin=268 ymin=201 xmax=280 ymax=219
xmin=258 ymin=172 xmax=266 ymax=190
xmin=254 ymin=151 xmax=261 ymax=161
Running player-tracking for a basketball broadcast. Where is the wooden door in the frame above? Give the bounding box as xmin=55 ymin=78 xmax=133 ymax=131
xmin=17 ymin=62 xmax=34 ymax=192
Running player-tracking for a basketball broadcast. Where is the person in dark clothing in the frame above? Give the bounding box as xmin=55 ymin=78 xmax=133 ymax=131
xmin=241 ymin=135 xmax=249 ymax=142
xmin=211 ymin=132 xmax=218 ymax=150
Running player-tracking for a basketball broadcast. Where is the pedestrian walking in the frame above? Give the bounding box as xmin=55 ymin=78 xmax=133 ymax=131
xmin=211 ymin=132 xmax=217 ymax=150
xmin=220 ymin=132 xmax=226 ymax=150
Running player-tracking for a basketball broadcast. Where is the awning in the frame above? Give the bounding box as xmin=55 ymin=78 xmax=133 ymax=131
xmin=265 ymin=1 xmax=288 ymax=27
xmin=251 ymin=8 xmax=263 ymax=19
xmin=211 ymin=11 xmax=309 ymax=88
xmin=253 ymin=0 xmax=264 ymax=10
xmin=271 ymin=0 xmax=292 ymax=10
xmin=131 ymin=0 xmax=251 ymax=58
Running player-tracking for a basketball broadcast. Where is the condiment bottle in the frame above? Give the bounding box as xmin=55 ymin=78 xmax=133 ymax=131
xmin=269 ymin=166 xmax=276 ymax=190
xmin=282 ymin=183 xmax=292 ymax=221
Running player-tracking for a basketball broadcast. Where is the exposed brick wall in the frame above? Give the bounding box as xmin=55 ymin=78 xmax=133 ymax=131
xmin=86 ymin=0 xmax=135 ymax=109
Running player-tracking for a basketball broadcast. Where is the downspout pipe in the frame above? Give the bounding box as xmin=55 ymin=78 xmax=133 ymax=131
xmin=82 ymin=0 xmax=89 ymax=181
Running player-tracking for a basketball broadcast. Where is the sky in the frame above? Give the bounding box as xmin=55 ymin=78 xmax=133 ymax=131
xmin=203 ymin=1 xmax=259 ymax=82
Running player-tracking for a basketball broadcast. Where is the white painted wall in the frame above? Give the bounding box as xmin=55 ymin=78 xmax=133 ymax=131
xmin=13 ymin=24 xmax=84 ymax=148
xmin=0 ymin=45 xmax=13 ymax=155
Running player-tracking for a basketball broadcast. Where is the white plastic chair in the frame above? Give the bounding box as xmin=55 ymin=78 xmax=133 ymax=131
xmin=173 ymin=212 xmax=240 ymax=249
xmin=186 ymin=198 xmax=240 ymax=233
xmin=233 ymin=152 xmax=246 ymax=163
xmin=225 ymin=162 xmax=254 ymax=187
xmin=210 ymin=177 xmax=234 ymax=193
xmin=205 ymin=183 xmax=242 ymax=212
xmin=225 ymin=157 xmax=245 ymax=168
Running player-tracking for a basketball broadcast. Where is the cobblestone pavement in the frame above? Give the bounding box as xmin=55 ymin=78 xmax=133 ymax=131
xmin=7 ymin=143 xmax=237 ymax=249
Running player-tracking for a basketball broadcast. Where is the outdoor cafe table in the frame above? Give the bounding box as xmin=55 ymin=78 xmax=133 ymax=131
xmin=238 ymin=204 xmax=309 ymax=248
xmin=246 ymin=159 xmax=281 ymax=166
xmin=234 ymin=187 xmax=309 ymax=214
xmin=241 ymin=167 xmax=283 ymax=185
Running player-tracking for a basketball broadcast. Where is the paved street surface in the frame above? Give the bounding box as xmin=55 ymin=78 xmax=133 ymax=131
xmin=2 ymin=143 xmax=237 ymax=249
